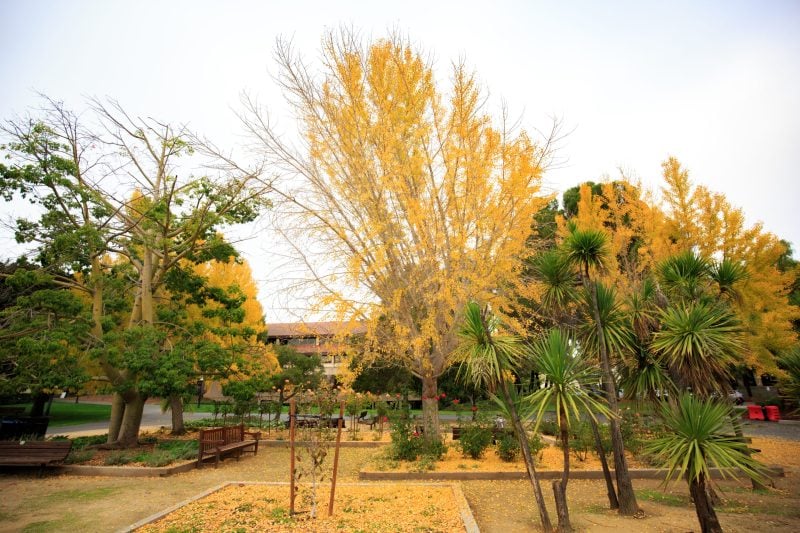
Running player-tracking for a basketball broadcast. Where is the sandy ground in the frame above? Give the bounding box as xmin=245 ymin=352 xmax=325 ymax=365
xmin=1 ymin=436 xmax=800 ymax=532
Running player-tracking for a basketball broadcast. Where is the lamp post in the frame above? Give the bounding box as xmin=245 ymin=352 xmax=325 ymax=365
xmin=197 ymin=377 xmax=205 ymax=408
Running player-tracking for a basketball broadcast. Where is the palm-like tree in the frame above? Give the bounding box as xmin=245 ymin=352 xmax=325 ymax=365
xmin=562 ymin=228 xmax=641 ymax=515
xmin=454 ymin=301 xmax=553 ymax=532
xmin=777 ymin=347 xmax=800 ymax=410
xmin=646 ymin=393 xmax=767 ymax=533
xmin=529 ymin=247 xmax=619 ymax=510
xmin=651 ymin=302 xmax=742 ymax=397
xmin=527 ymin=328 xmax=611 ymax=532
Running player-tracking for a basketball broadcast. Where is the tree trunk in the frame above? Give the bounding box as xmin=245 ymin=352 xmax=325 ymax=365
xmin=421 ymin=375 xmax=440 ymax=443
xmin=689 ymin=474 xmax=723 ymax=533
xmin=590 ymin=281 xmax=641 ymax=516
xmin=116 ymin=392 xmax=146 ymax=448
xmin=552 ymin=480 xmax=572 ymax=533
xmin=170 ymin=394 xmax=186 ymax=435
xmin=589 ymin=416 xmax=619 ymax=509
xmin=500 ymin=380 xmax=553 ymax=532
xmin=554 ymin=413 xmax=573 ymax=532
xmin=30 ymin=393 xmax=50 ymax=417
xmin=107 ymin=392 xmax=125 ymax=443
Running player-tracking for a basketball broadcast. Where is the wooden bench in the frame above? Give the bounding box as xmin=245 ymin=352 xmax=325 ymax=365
xmin=357 ymin=411 xmax=378 ymax=429
xmin=197 ymin=423 xmax=260 ymax=468
xmin=0 ymin=440 xmax=73 ymax=472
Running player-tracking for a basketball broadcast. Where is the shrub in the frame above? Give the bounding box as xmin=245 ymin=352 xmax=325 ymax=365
xmin=538 ymin=419 xmax=559 ymax=436
xmin=70 ymin=434 xmax=108 ymax=449
xmin=142 ymin=450 xmax=173 ymax=467
xmin=157 ymin=440 xmax=199 ymax=461
xmin=64 ymin=449 xmax=95 ymax=464
xmin=104 ymin=452 xmax=132 ymax=465
xmin=458 ymin=424 xmax=493 ymax=459
xmin=388 ymin=409 xmax=421 ymax=461
xmin=496 ymin=432 xmax=519 ymax=462
xmin=420 ymin=437 xmax=447 ymax=460
xmin=528 ymin=432 xmax=546 ymax=461
xmin=571 ymin=421 xmax=594 ymax=461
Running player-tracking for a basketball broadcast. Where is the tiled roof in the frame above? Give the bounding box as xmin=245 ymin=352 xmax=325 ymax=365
xmin=265 ymin=321 xmax=367 ymax=337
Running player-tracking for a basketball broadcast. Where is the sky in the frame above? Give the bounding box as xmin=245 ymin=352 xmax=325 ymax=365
xmin=1 ymin=0 xmax=799 ymax=321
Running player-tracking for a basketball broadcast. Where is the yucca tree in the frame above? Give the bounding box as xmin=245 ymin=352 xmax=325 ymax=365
xmin=562 ymin=228 xmax=641 ymax=516
xmin=655 ymin=252 xmax=765 ymax=492
xmin=646 ymin=394 xmax=767 ymax=533
xmin=776 ymin=347 xmax=800 ymax=411
xmin=529 ymin=248 xmax=619 ymax=510
xmin=528 ymin=328 xmax=611 ymax=532
xmin=658 ymin=251 xmax=712 ymax=303
xmin=651 ymin=302 xmax=742 ymax=397
xmin=454 ymin=301 xmax=553 ymax=532
xmin=621 ymin=279 xmax=675 ymax=403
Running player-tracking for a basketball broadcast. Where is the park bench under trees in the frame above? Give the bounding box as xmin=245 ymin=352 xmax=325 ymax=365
xmin=0 ymin=440 xmax=73 ymax=473
xmin=197 ymin=423 xmax=261 ymax=468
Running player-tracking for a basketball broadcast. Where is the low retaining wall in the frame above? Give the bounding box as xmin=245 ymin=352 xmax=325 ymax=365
xmin=54 ymin=459 xmax=197 ymax=478
xmin=260 ymin=440 xmax=387 ymax=448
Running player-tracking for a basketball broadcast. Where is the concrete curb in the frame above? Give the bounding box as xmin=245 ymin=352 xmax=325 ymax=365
xmin=54 ymin=459 xmax=198 ymax=477
xmin=119 ymin=481 xmax=480 ymax=533
xmin=359 ymin=465 xmax=785 ymax=481
xmin=260 ymin=440 xmax=387 ymax=448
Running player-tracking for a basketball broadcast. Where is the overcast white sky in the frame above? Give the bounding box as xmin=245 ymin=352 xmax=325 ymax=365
xmin=1 ymin=0 xmax=798 ymax=321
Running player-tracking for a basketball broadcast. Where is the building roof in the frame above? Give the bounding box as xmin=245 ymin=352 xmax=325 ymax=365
xmin=265 ymin=321 xmax=367 ymax=338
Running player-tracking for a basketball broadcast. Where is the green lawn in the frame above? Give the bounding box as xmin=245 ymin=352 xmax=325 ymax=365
xmin=6 ymin=401 xmax=112 ymax=427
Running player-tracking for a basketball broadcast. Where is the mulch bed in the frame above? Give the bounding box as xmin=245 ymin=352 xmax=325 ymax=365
xmin=133 ymin=482 xmax=470 ymax=532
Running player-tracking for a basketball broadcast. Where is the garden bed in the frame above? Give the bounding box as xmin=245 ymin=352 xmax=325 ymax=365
xmin=127 ymin=482 xmax=477 ymax=532
xmin=360 ymin=438 xmax=787 ymax=481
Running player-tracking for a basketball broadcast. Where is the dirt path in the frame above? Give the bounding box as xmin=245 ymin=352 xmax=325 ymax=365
xmin=1 ymin=442 xmax=799 ymax=532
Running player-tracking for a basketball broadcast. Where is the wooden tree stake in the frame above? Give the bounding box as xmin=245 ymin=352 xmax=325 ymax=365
xmin=289 ymin=397 xmax=296 ymax=515
xmin=328 ymin=400 xmax=345 ymax=516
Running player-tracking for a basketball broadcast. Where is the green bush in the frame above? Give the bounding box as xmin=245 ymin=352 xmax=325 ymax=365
xmin=64 ymin=449 xmax=95 ymax=464
xmin=458 ymin=424 xmax=493 ymax=459
xmin=70 ymin=434 xmax=108 ymax=449
xmin=141 ymin=450 xmax=173 ymax=467
xmin=388 ymin=409 xmax=422 ymax=461
xmin=420 ymin=437 xmax=447 ymax=460
xmin=528 ymin=432 xmax=546 ymax=460
xmin=496 ymin=432 xmax=519 ymax=462
xmin=538 ymin=420 xmax=559 ymax=436
xmin=104 ymin=452 xmax=133 ymax=465
xmin=156 ymin=440 xmax=198 ymax=460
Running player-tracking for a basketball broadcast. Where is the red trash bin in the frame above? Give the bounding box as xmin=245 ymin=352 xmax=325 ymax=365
xmin=764 ymin=405 xmax=780 ymax=422
xmin=747 ymin=405 xmax=765 ymax=420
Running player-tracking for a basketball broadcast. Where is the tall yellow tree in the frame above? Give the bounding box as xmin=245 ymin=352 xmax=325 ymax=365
xmin=659 ymin=162 xmax=798 ymax=371
xmin=243 ymin=31 xmax=555 ymax=437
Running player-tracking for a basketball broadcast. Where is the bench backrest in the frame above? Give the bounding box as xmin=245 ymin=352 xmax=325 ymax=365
xmin=0 ymin=440 xmax=72 ymax=461
xmin=198 ymin=423 xmax=245 ymax=453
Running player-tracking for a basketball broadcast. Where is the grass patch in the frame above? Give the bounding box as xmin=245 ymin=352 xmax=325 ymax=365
xmin=44 ymin=487 xmax=118 ymax=504
xmin=0 ymin=510 xmax=18 ymax=522
xmin=721 ymin=499 xmax=800 ymax=517
xmin=636 ymin=488 xmax=688 ymax=507
xmin=20 ymin=513 xmax=79 ymax=533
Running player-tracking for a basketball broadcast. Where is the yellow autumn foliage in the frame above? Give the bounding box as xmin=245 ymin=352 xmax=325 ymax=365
xmin=248 ymin=31 xmax=555 ymax=397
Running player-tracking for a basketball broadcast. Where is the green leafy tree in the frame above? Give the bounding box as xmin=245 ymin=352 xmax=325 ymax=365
xmin=0 ymin=267 xmax=90 ymax=414
xmin=268 ymin=345 xmax=325 ymax=413
xmin=1 ymin=97 xmax=268 ymax=447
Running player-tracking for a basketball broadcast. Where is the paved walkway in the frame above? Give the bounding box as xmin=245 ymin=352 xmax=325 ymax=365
xmin=46 ymin=401 xmax=211 ymax=437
